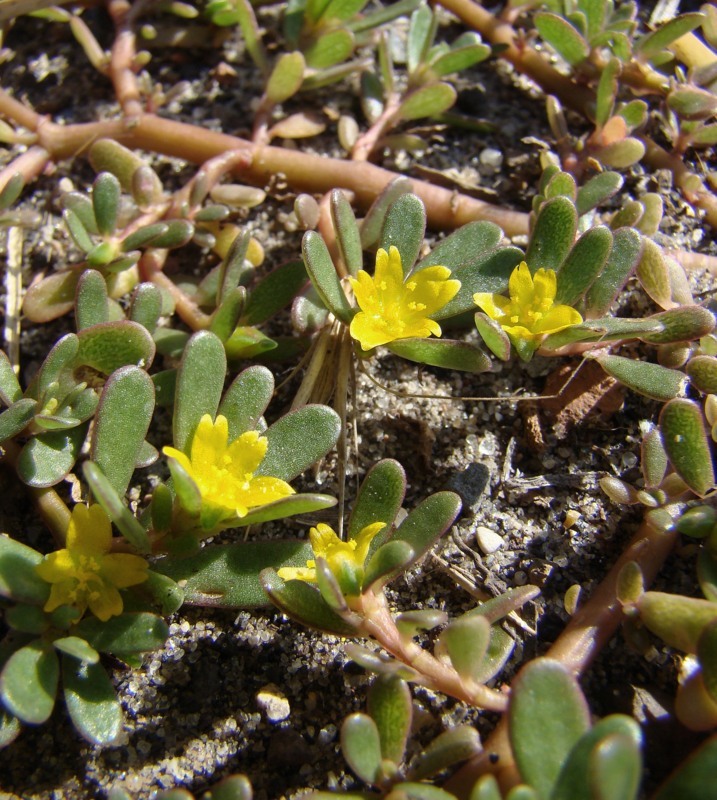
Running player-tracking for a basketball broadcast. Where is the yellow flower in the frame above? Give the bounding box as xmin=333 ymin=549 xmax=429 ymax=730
xmin=473 ymin=261 xmax=582 ymax=356
xmin=163 ymin=414 xmax=294 ymax=522
xmin=35 ymin=504 xmax=149 ymax=622
xmin=277 ymin=521 xmax=385 ymax=596
xmin=348 ymin=246 xmax=461 ymax=350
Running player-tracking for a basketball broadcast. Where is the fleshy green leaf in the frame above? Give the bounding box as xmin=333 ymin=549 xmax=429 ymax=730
xmin=361 ymin=177 xmax=414 ymax=251
xmin=535 ymin=12 xmax=589 ymax=65
xmin=302 ymin=231 xmax=354 ymax=323
xmin=388 ymin=491 xmax=461 ymax=569
xmin=242 ymin=260 xmax=307 ymax=326
xmin=0 ymin=535 xmax=50 ymax=605
xmin=381 ymin=193 xmax=426 ymax=274
xmin=474 ymin=313 xmax=511 ymax=361
xmin=266 ymin=51 xmax=305 ymax=104
xmin=83 ymin=461 xmax=152 ymax=554
xmin=687 ymin=355 xmax=717 ymax=394
xmin=341 ymin=713 xmax=382 ymax=784
xmin=596 ymin=354 xmax=686 ymax=402
xmin=257 ymin=404 xmax=341 ymax=481
xmin=555 ymin=226 xmax=612 ymax=306
xmin=576 ymin=171 xmax=623 ymax=216
xmin=439 ymin=614 xmax=491 ymax=682
xmin=551 ymin=715 xmax=641 ymax=800
xmin=598 ymin=138 xmax=645 ymax=169
xmin=386 ymin=338 xmax=492 ymax=373
xmin=509 ymin=659 xmax=590 ymax=800
xmin=659 ymin=398 xmax=715 ymax=497
xmin=75 ymin=269 xmax=109 ymax=330
xmin=63 ymin=656 xmax=122 ymax=744
xmin=73 ymin=612 xmax=169 ymax=654
xmin=0 ymin=641 xmax=58 ymax=724
xmin=635 ymin=12 xmax=705 ymax=58
xmin=526 ymin=196 xmax=577 ymax=273
xmin=261 ymin=569 xmax=357 ymax=635
xmin=0 ymin=398 xmax=37 ymax=442
xmin=331 ymin=190 xmax=363 ymax=276
xmin=173 ymin=331 xmax=227 ymax=454
xmin=397 ymin=82 xmax=457 ymax=121
xmin=349 ymin=459 xmax=406 ymax=544
xmin=92 ymin=172 xmax=121 ymax=237
xmin=218 ymin=365 xmax=274 ymax=441
xmin=583 ymin=228 xmax=642 ymax=317
xmin=90 ymin=366 xmax=154 ymax=497
xmin=363 ymin=541 xmax=415 ymax=590
xmin=410 ymin=726 xmax=482 ymax=780
xmin=653 ymin=735 xmax=717 ymax=800
xmin=367 ymin=674 xmax=412 ymax=765
xmin=304 ymin=29 xmax=354 ymax=69
xmin=17 ymin=424 xmax=89 ymax=487
xmin=76 ymin=321 xmax=155 ymax=375
xmin=0 ymin=350 xmax=22 ymax=406
xmin=53 ymin=636 xmax=100 ymax=664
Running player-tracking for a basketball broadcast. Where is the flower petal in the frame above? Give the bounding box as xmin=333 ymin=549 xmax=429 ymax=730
xmin=508 ymin=261 xmax=534 ymax=308
xmin=36 ymin=550 xmax=76 ymax=583
xmin=350 ymin=311 xmax=393 ymax=350
xmin=473 ymin=292 xmax=510 ymax=321
xmin=43 ymin=580 xmax=80 ymax=613
xmin=67 ymin=504 xmax=112 ymax=556
xmin=353 ymin=521 xmax=386 ymax=564
xmin=533 ymin=303 xmax=583 ymax=335
xmin=533 ymin=268 xmax=557 ymax=305
xmin=225 ymin=430 xmax=268 ymax=477
xmin=88 ymin=582 xmax=124 ymax=622
xmin=192 ymin=414 xmax=229 ymax=472
xmin=101 ymin=554 xmax=150 ymax=588
xmin=310 ymin=523 xmax=341 ymax=559
xmin=277 ymin=565 xmax=317 ymax=582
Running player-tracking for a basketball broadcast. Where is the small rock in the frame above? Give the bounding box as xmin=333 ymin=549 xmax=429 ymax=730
xmin=475 ymin=525 xmax=504 ymax=554
xmin=256 ymin=684 xmax=291 ymax=722
xmin=479 ymin=147 xmax=503 ymax=170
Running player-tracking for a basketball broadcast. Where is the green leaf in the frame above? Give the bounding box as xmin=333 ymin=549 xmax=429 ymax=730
xmin=688 ymin=355 xmax=717 ymax=394
xmin=641 ymin=424 xmax=668 ymax=489
xmin=22 ymin=270 xmax=82 ymax=324
xmin=341 ymin=713 xmax=382 ymax=783
xmin=0 ymin=641 xmax=58 ymax=724
xmin=90 ymin=366 xmax=154 ymax=497
xmin=218 ymin=365 xmax=274 ymax=441
xmin=555 ymin=226 xmax=612 ymax=306
xmin=266 ymin=51 xmax=305 ymax=104
xmin=411 ymin=726 xmax=482 ymax=780
xmin=535 ymin=12 xmax=589 ymax=65
xmin=596 ymin=354 xmax=686 ymax=402
xmin=583 ymin=227 xmax=642 ymax=317
xmin=304 ymin=29 xmax=354 ymax=69
xmin=258 ymin=404 xmax=341 ymax=481
xmin=381 ymin=193 xmax=426 ymax=273
xmin=639 ymin=306 xmax=716 ymax=345
xmin=83 ymin=461 xmax=152 ymax=554
xmin=386 ymin=338 xmax=492 ymax=373
xmin=75 ymin=269 xmax=109 ymax=330
xmin=551 ymin=715 xmax=641 ymax=800
xmin=349 ymin=459 xmax=405 ymax=544
xmin=635 ymin=12 xmax=705 ymax=58
xmin=431 ymin=42 xmax=490 ymax=78
xmin=474 ymin=313 xmax=511 ymax=361
xmin=472 ymin=625 xmax=515 ymax=684
xmin=388 ymin=784 xmax=457 ymax=800
xmin=224 ymin=326 xmax=277 ymax=360
xmin=319 ymin=0 xmax=368 ymax=23
xmin=367 ymin=674 xmax=412 ymax=765
xmin=637 ymin=591 xmax=717 ymax=653
xmin=210 ymin=287 xmax=245 ymax=343
xmin=0 ymin=535 xmax=50 ymax=605
xmin=261 ymin=569 xmax=357 ymax=635
xmin=173 ymin=331 xmax=226 ymax=454
xmin=232 ymin=492 xmax=337 ymax=527
xmin=397 ymin=82 xmax=457 ymax=122
xmin=6 ymin=603 xmax=48 ymax=634
xmin=619 ymin=100 xmax=648 ymax=130
xmin=659 ymin=398 xmax=715 ymax=497
xmin=526 ymin=196 xmax=577 ymax=273
xmin=35 ymin=333 xmax=80 ymax=400
xmin=204 ymin=775 xmax=254 ymax=800
xmin=417 ymin=221 xmax=503 ymax=272
xmin=302 ymin=230 xmax=354 ymax=323
xmin=76 ymin=320 xmax=156 ymax=375
xmin=576 ymin=172 xmax=624 ymax=217
xmin=63 ymin=656 xmax=122 ymax=744
xmin=407 ymin=3 xmax=436 ymax=74
xmin=53 ymin=636 xmax=100 ymax=664
xmin=653 ymin=735 xmax=717 ymax=800
xmin=598 ymin=138 xmax=645 ymax=169
xmin=331 ymin=190 xmax=363 ymax=276
xmin=595 ymin=58 xmax=619 ymax=128
xmin=439 ymin=614 xmax=491 ymax=682
xmin=243 ymin=259 xmax=307 ymax=325
xmin=129 ymin=282 xmax=163 ymax=334
xmin=0 ymin=350 xmax=22 ymax=405
xmin=155 ymin=540 xmax=316 ymax=608
xmin=0 ymin=398 xmax=37 ymax=442
xmin=361 ymin=177 xmax=414 ymax=251
xmin=388 ymin=491 xmax=461 ymax=569
xmin=363 ymin=541 xmax=414 ymax=590
xmin=509 ymin=659 xmax=590 ymax=800
xmin=17 ymin=423 xmax=89 ymax=487
xmin=73 ymin=612 xmax=169 ymax=654
xmin=544 ymin=171 xmax=577 ymax=201
xmin=89 ymin=139 xmax=147 ymax=193
xmin=470 ymin=775 xmax=502 ymax=800
xmin=63 ymin=207 xmax=94 ymax=253
xmin=92 ymin=172 xmax=121 ymax=237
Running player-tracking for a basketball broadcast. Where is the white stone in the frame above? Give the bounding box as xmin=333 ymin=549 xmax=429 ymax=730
xmin=475 ymin=526 xmax=504 ymax=554
xmin=256 ymin=684 xmax=291 ymax=722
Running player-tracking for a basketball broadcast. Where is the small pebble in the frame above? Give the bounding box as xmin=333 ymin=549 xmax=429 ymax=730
xmin=479 ymin=147 xmax=503 ymax=170
xmin=256 ymin=684 xmax=291 ymax=723
xmin=475 ymin=525 xmax=504 ymax=554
